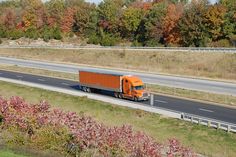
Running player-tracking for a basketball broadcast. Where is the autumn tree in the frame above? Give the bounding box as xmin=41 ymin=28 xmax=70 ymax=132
xmin=60 ymin=7 xmax=75 ymax=33
xmin=1 ymin=8 xmax=17 ymax=29
xmin=141 ymin=2 xmax=168 ymax=46
xmin=162 ymin=3 xmax=183 ymax=46
xmin=45 ymin=0 xmax=65 ymax=27
xmin=204 ymin=4 xmax=226 ymax=41
xmin=20 ymin=0 xmax=46 ymax=30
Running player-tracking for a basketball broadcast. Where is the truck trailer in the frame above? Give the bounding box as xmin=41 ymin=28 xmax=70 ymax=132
xmin=79 ymin=70 xmax=149 ymax=101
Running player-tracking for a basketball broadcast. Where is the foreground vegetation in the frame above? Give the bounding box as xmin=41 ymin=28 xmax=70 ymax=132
xmin=0 ymin=81 xmax=236 ymax=157
xmin=1 ymin=48 xmax=236 ymax=81
xmin=0 ymin=96 xmax=195 ymax=157
xmin=0 ymin=0 xmax=235 ymax=47
xmin=0 ymin=64 xmax=235 ymax=107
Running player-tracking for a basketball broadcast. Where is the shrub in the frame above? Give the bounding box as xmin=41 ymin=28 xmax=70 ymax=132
xmin=131 ymin=40 xmax=142 ymax=47
xmin=0 ymin=26 xmax=7 ymax=38
xmin=25 ymin=27 xmax=39 ymax=40
xmin=0 ymin=96 xmax=196 ymax=157
xmin=207 ymin=39 xmax=232 ymax=47
xmin=100 ymin=33 xmax=119 ymax=46
xmin=87 ymin=33 xmax=100 ymax=45
xmin=53 ymin=27 xmax=62 ymax=40
xmin=145 ymin=39 xmax=164 ymax=47
xmin=8 ymin=29 xmax=24 ymax=40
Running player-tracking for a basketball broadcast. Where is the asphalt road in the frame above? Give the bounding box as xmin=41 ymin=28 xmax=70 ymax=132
xmin=0 ymin=56 xmax=236 ymax=96
xmin=1 ymin=70 xmax=236 ymax=124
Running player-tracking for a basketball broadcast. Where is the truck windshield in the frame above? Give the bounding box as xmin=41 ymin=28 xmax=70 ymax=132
xmin=134 ymin=86 xmax=144 ymax=90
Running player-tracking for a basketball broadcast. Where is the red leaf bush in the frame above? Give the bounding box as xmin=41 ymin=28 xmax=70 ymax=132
xmin=0 ymin=96 xmax=196 ymax=157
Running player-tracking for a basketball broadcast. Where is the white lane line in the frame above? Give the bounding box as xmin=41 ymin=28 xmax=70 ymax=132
xmin=155 ymin=100 xmax=168 ymax=104
xmin=0 ymin=73 xmax=2 ymax=75
xmin=61 ymin=83 xmax=70 ymax=86
xmin=38 ymin=79 xmax=45 ymax=82
xmin=199 ymin=108 xmax=214 ymax=113
xmin=17 ymin=75 xmax=23 ymax=78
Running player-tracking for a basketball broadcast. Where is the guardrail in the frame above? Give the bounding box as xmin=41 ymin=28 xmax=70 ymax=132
xmin=149 ymin=94 xmax=236 ymax=133
xmin=181 ymin=113 xmax=236 ymax=133
xmin=0 ymin=45 xmax=235 ymax=53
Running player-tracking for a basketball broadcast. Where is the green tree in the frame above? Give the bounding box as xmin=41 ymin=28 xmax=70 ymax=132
xmin=219 ymin=0 xmax=236 ymax=39
xmin=178 ymin=1 xmax=209 ymax=47
xmin=98 ymin=0 xmax=124 ymax=33
xmin=121 ymin=7 xmax=143 ymax=38
xmin=141 ymin=2 xmax=168 ymax=46
xmin=73 ymin=3 xmax=96 ymax=36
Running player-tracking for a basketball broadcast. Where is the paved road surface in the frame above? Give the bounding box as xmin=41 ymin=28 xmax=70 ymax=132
xmin=1 ymin=70 xmax=236 ymax=124
xmin=0 ymin=56 xmax=235 ymax=96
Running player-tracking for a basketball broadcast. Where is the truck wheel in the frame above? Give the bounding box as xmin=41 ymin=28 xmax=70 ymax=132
xmin=114 ymin=92 xmax=118 ymax=98
xmin=134 ymin=97 xmax=138 ymax=102
xmin=118 ymin=93 xmax=123 ymax=99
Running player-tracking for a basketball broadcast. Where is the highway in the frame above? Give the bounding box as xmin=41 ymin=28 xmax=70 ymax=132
xmin=0 ymin=56 xmax=236 ymax=96
xmin=0 ymin=70 xmax=236 ymax=124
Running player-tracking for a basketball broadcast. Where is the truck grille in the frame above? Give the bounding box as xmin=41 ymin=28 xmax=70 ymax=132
xmin=143 ymin=93 xmax=148 ymax=97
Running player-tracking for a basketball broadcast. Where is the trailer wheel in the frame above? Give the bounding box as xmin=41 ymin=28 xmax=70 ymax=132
xmin=86 ymin=87 xmax=91 ymax=93
xmin=114 ymin=92 xmax=118 ymax=98
xmin=82 ymin=86 xmax=86 ymax=92
xmin=118 ymin=93 xmax=123 ymax=99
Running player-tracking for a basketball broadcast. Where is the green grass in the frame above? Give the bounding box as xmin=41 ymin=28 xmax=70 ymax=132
xmin=0 ymin=150 xmax=28 ymax=157
xmin=0 ymin=81 xmax=236 ymax=157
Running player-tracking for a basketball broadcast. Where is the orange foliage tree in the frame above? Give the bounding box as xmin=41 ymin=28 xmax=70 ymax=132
xmin=204 ymin=4 xmax=227 ymax=41
xmin=162 ymin=3 xmax=183 ymax=46
xmin=60 ymin=7 xmax=75 ymax=33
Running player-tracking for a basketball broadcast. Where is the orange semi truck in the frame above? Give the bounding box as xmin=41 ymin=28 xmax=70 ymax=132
xmin=79 ymin=70 xmax=149 ymax=101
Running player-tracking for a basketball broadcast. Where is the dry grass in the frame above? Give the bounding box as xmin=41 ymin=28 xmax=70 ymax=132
xmin=0 ymin=48 xmax=235 ymax=80
xmin=0 ymin=65 xmax=235 ymax=107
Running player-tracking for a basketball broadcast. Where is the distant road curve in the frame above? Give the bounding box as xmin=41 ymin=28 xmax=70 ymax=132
xmin=0 ymin=45 xmax=236 ymax=53
xmin=0 ymin=56 xmax=235 ymax=96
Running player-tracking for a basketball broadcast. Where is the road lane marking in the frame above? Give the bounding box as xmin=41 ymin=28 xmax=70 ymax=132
xmin=17 ymin=75 xmax=23 ymax=78
xmin=199 ymin=108 xmax=214 ymax=113
xmin=155 ymin=100 xmax=168 ymax=104
xmin=38 ymin=79 xmax=45 ymax=82
xmin=61 ymin=83 xmax=70 ymax=86
xmin=0 ymin=73 xmax=2 ymax=75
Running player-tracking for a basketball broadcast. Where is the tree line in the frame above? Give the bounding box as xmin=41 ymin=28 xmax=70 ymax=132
xmin=0 ymin=0 xmax=235 ymax=47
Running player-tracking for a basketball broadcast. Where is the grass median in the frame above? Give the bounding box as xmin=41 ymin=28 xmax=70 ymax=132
xmin=0 ymin=64 xmax=235 ymax=107
xmin=0 ymin=81 xmax=236 ymax=157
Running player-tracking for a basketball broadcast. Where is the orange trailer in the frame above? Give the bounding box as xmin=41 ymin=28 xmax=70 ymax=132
xmin=79 ymin=70 xmax=149 ymax=101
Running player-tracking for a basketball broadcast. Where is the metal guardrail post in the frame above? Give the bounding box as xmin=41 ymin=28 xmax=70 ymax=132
xmin=227 ymin=125 xmax=230 ymax=132
xmin=208 ymin=121 xmax=211 ymax=127
xmin=198 ymin=119 xmax=201 ymax=125
xmin=150 ymin=94 xmax=154 ymax=106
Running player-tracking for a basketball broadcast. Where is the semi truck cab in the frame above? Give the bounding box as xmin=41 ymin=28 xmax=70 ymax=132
xmin=122 ymin=75 xmax=149 ymax=101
